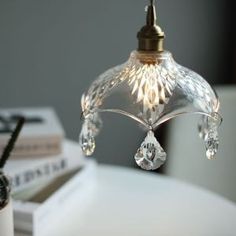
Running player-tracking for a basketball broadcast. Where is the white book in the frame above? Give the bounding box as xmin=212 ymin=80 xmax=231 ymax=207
xmin=5 ymin=139 xmax=85 ymax=194
xmin=13 ymin=159 xmax=96 ymax=236
xmin=0 ymin=107 xmax=64 ymax=156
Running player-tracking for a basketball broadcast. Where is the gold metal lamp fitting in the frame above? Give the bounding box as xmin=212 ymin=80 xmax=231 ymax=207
xmin=137 ymin=0 xmax=165 ymax=52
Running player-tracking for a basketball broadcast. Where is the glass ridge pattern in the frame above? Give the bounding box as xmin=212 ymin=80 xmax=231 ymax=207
xmin=79 ymin=50 xmax=222 ymax=170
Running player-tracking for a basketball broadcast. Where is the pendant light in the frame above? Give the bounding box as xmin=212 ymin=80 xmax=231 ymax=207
xmin=79 ymin=0 xmax=222 ymax=170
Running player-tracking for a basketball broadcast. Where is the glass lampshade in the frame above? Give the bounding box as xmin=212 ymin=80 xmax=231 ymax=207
xmin=79 ymin=1 xmax=222 ymax=170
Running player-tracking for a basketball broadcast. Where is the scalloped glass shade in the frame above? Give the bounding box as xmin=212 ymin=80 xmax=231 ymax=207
xmin=79 ymin=50 xmax=222 ymax=170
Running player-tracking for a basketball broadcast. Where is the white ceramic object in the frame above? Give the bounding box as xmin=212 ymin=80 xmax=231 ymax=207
xmin=0 ymin=199 xmax=14 ymax=236
xmin=15 ymin=165 xmax=236 ymax=236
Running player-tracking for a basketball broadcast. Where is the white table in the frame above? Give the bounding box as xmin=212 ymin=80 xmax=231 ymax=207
xmin=16 ymin=165 xmax=236 ymax=236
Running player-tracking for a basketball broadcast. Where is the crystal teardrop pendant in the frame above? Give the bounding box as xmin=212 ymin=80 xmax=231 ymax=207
xmin=198 ymin=112 xmax=222 ymax=140
xmin=134 ymin=130 xmax=166 ymax=170
xmin=87 ymin=113 xmax=103 ymax=137
xmin=79 ymin=121 xmax=96 ymax=156
xmin=198 ymin=112 xmax=221 ymax=159
xmin=205 ymin=129 xmax=219 ymax=160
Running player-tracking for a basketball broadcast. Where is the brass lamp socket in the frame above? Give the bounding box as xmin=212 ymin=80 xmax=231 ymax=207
xmin=137 ymin=1 xmax=165 ymax=52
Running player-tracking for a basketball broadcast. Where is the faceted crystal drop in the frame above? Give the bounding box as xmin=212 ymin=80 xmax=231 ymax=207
xmin=198 ymin=112 xmax=222 ymax=140
xmin=79 ymin=122 xmax=96 ymax=156
xmin=198 ymin=112 xmax=221 ymax=160
xmin=87 ymin=113 xmax=102 ymax=137
xmin=205 ymin=129 xmax=219 ymax=160
xmin=134 ymin=131 xmax=166 ymax=170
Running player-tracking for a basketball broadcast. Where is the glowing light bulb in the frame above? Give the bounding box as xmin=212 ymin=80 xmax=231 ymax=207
xmin=127 ymin=59 xmax=176 ymax=113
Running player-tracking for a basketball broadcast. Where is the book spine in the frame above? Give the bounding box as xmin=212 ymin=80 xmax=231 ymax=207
xmin=0 ymin=137 xmax=63 ymax=157
xmin=10 ymin=157 xmax=68 ymax=194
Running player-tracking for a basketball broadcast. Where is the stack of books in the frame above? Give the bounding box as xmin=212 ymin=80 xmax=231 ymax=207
xmin=0 ymin=107 xmax=96 ymax=236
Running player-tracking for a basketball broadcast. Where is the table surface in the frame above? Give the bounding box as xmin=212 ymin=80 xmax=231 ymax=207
xmin=16 ymin=164 xmax=236 ymax=236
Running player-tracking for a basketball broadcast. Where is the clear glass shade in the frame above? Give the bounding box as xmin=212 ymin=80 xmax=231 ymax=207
xmin=80 ymin=50 xmax=222 ymax=170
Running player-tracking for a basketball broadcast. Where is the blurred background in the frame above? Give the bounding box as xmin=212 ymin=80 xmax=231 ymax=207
xmin=0 ymin=1 xmax=235 ymax=200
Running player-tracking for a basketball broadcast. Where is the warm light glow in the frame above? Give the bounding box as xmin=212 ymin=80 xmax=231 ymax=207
xmin=128 ymin=63 xmax=176 ymax=112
